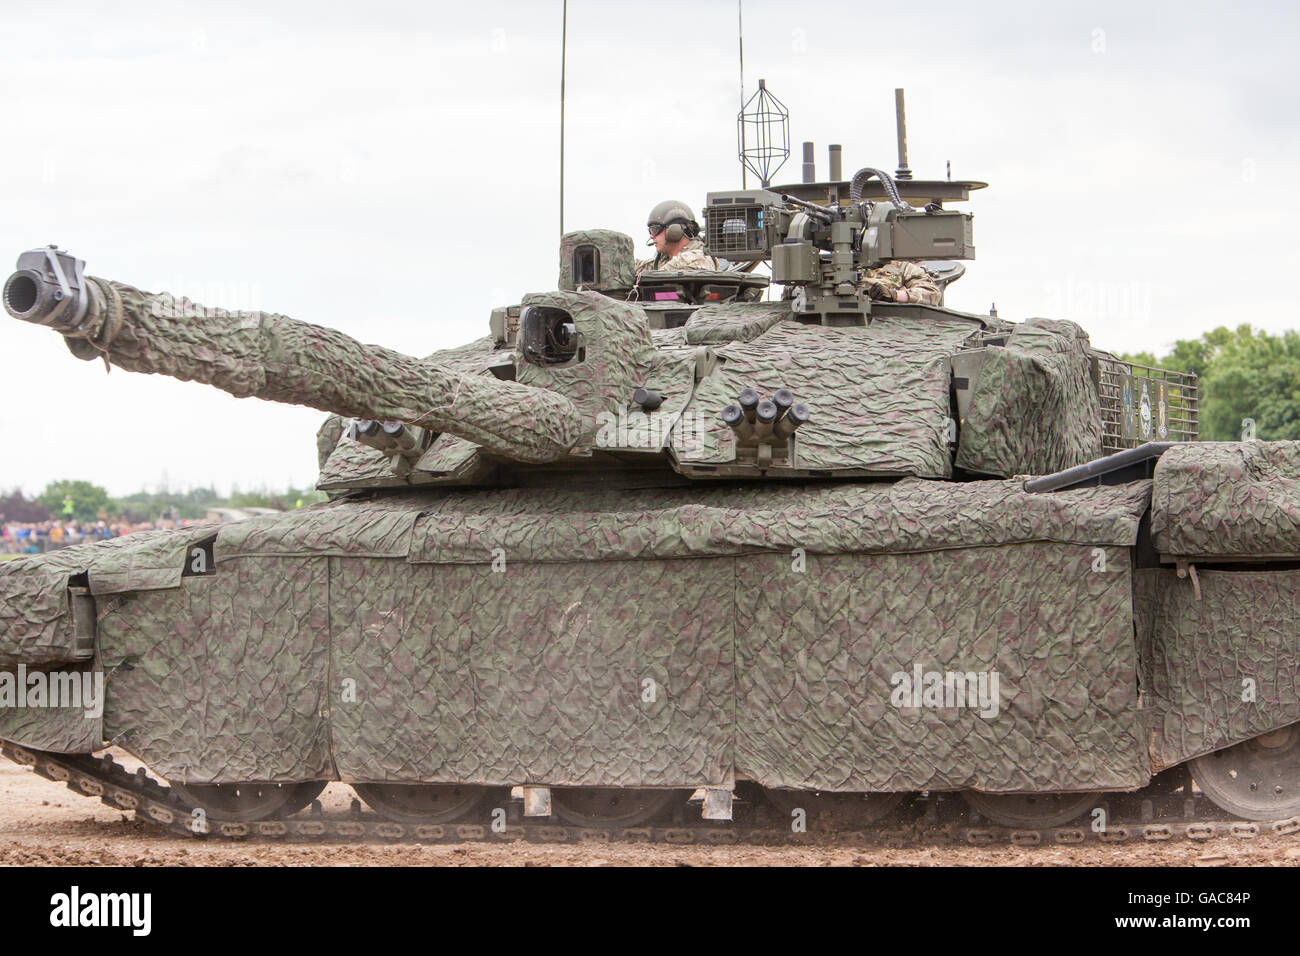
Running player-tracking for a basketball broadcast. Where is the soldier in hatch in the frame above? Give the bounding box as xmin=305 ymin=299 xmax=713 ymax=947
xmin=860 ymin=260 xmax=941 ymax=305
xmin=636 ymin=199 xmax=721 ymax=274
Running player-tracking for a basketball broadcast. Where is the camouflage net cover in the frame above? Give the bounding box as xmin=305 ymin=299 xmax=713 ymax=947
xmin=955 ymin=318 xmax=1104 ymax=477
xmin=737 ymin=545 xmax=1147 ymax=791
xmin=403 ymin=479 xmax=1152 ymax=563
xmin=1150 ymin=441 xmax=1300 ymax=558
xmin=684 ymin=301 xmax=790 ymax=345
xmin=99 ymin=555 xmax=335 ymax=783
xmin=0 ymin=661 xmax=102 ymax=754
xmin=1134 ymin=567 xmax=1300 ymax=770
xmin=75 ymin=279 xmax=581 ymax=463
xmin=557 ymin=229 xmax=636 ymax=291
xmin=515 ymin=291 xmax=661 ymax=454
xmin=678 ymin=315 xmax=982 ymax=476
xmin=0 ymin=527 xmax=214 ymax=666
xmin=316 ymin=338 xmax=509 ymax=488
xmin=328 ymin=556 xmax=734 ymax=786
xmin=1 ymin=481 xmax=1154 ymax=789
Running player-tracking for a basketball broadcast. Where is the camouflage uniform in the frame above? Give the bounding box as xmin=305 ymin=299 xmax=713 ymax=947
xmin=636 ymin=239 xmax=721 ymax=275
xmin=860 ymin=261 xmax=941 ymax=306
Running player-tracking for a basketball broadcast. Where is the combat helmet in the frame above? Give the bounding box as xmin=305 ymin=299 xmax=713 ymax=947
xmin=646 ymin=199 xmax=700 ymax=241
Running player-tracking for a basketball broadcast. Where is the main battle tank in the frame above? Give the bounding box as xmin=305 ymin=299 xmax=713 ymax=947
xmin=2 ymin=139 xmax=1298 ymax=842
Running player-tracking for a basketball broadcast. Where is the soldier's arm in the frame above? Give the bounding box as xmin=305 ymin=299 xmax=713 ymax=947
xmin=896 ymin=262 xmax=942 ymax=306
xmin=861 ymin=265 xmax=900 ymax=300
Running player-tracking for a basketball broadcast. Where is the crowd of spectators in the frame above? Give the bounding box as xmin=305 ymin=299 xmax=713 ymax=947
xmin=0 ymin=518 xmax=212 ymax=555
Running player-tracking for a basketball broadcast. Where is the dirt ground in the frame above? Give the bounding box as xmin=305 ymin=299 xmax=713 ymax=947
xmin=2 ymin=756 xmax=1298 ymax=867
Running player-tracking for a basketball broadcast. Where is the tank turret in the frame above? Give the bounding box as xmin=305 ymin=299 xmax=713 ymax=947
xmin=2 ymin=228 xmax=1193 ymax=496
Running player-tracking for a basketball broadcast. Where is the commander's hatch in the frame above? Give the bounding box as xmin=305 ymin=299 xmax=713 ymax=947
xmin=919 ymin=260 xmax=966 ymax=291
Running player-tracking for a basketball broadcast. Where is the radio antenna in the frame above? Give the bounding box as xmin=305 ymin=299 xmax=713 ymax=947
xmin=560 ymin=0 xmax=567 ymax=236
xmin=738 ymin=79 xmax=790 ymax=188
xmin=739 ymin=1 xmax=746 ymax=188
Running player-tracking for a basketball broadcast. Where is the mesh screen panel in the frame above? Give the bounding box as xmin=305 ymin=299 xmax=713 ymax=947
xmin=705 ymin=203 xmax=768 ymax=260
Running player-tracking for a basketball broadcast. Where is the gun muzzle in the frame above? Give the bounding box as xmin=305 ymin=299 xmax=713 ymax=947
xmin=349 ymin=419 xmax=422 ymax=459
xmin=380 ymin=421 xmax=421 ymax=457
xmin=721 ymin=403 xmax=753 ymax=440
xmin=773 ymin=402 xmax=810 ymax=440
xmin=632 ymin=387 xmax=664 ymax=411
xmin=4 ymin=247 xmax=93 ymax=332
xmin=737 ymin=388 xmax=760 ymax=424
xmin=753 ymin=400 xmax=779 ymax=440
xmin=351 ymin=419 xmax=429 ymax=475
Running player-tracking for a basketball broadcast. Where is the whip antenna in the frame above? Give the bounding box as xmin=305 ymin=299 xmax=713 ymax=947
xmin=560 ymin=0 xmax=567 ymax=236
xmin=739 ymin=0 xmax=745 ymax=188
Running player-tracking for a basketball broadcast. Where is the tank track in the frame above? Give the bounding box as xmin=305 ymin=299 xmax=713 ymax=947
xmin=8 ymin=743 xmax=1300 ymax=848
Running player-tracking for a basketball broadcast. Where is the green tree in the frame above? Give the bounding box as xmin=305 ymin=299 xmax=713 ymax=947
xmin=1117 ymin=350 xmax=1160 ymax=368
xmin=1163 ymin=326 xmax=1237 ymax=382
xmin=112 ymin=484 xmax=224 ymax=520
xmin=37 ymin=480 xmax=112 ymax=523
xmin=1201 ymin=328 xmax=1300 ymax=441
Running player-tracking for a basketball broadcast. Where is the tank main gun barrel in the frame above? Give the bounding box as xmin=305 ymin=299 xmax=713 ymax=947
xmin=4 ymin=249 xmax=582 ymax=464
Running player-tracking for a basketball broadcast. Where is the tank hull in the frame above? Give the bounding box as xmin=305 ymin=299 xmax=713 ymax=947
xmin=6 ymin=461 xmax=1296 ymax=818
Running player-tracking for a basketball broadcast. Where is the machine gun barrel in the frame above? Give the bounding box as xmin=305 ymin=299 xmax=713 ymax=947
xmin=779 ymin=193 xmax=837 ymax=223
xmin=4 ymin=249 xmax=582 ymax=464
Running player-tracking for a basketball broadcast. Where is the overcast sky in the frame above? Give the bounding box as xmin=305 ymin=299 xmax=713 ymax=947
xmin=2 ymin=0 xmax=1297 ymax=497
